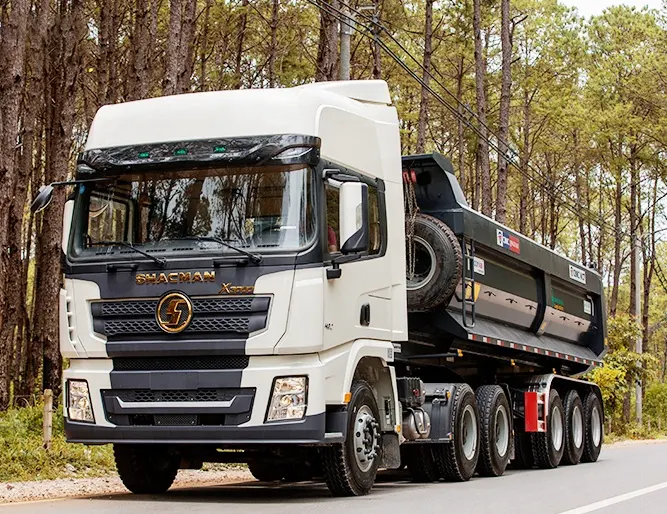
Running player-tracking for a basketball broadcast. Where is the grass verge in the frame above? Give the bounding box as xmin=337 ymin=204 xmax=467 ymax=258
xmin=0 ymin=403 xmax=114 ymax=482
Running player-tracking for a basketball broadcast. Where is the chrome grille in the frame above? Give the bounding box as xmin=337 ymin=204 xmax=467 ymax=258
xmin=112 ymin=356 xmax=249 ymax=371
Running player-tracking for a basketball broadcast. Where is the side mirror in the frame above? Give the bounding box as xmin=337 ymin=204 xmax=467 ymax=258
xmin=31 ymin=184 xmax=54 ymax=213
xmin=339 ymin=182 xmax=369 ymax=255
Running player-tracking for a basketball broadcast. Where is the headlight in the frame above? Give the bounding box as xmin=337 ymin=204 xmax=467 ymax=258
xmin=266 ymin=376 xmax=308 ymax=421
xmin=68 ymin=380 xmax=94 ymax=422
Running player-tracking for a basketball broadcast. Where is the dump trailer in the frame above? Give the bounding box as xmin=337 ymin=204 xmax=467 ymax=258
xmin=32 ymin=80 xmax=606 ymax=497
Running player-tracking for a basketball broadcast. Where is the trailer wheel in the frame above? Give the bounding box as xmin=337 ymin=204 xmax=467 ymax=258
xmin=562 ymin=390 xmax=585 ymax=465
xmin=432 ymin=384 xmax=480 ymax=481
xmin=407 ymin=214 xmax=462 ymax=311
xmin=581 ymin=391 xmax=603 ymax=463
xmin=114 ymin=444 xmax=179 ymax=494
xmin=402 ymin=444 xmax=440 ymax=482
xmin=511 ymin=433 xmax=534 ymax=469
xmin=475 ymin=385 xmax=511 ymax=477
xmin=320 ymin=380 xmax=381 ymax=496
xmin=531 ymin=389 xmax=565 ymax=469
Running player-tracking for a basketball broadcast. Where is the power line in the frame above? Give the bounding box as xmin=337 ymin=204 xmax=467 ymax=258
xmin=306 ymin=0 xmax=626 ymax=238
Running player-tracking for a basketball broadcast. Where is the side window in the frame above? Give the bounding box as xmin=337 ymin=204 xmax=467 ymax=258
xmin=368 ymin=185 xmax=382 ymax=255
xmin=326 ymin=183 xmax=340 ymax=253
xmin=87 ymin=195 xmax=128 ymax=244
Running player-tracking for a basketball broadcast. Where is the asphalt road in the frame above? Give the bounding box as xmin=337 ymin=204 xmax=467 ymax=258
xmin=4 ymin=441 xmax=667 ymax=514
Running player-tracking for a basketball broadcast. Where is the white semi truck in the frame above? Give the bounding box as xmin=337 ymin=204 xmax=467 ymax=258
xmin=32 ymin=80 xmax=606 ymax=497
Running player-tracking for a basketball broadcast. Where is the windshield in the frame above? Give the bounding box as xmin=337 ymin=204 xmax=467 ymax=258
xmin=70 ymin=165 xmax=316 ymax=261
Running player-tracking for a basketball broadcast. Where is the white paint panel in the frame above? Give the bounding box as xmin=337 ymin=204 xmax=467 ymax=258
xmin=68 ymin=278 xmax=107 ymax=358
xmin=245 ymin=269 xmax=294 ymax=355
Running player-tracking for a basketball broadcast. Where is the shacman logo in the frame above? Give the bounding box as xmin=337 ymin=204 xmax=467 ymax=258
xmin=156 ymin=292 xmax=193 ymax=334
xmin=136 ymin=271 xmax=216 ymax=285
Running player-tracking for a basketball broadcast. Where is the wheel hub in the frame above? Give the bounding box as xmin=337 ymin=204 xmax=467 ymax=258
xmin=353 ymin=405 xmax=380 ymax=472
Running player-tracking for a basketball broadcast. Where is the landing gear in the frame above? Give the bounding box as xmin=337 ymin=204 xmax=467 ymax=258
xmin=321 ymin=380 xmax=381 ymax=496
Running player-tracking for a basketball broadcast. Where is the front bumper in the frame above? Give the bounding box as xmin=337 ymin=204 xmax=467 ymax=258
xmin=65 ymin=411 xmax=346 ymax=445
xmin=63 ymin=354 xmax=349 ymax=445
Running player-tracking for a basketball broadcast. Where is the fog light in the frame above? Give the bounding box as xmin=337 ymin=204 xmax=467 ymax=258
xmin=68 ymin=380 xmax=94 ymax=422
xmin=266 ymin=377 xmax=307 ymax=421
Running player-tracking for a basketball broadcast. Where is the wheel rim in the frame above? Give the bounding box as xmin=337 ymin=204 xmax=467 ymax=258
xmin=461 ymin=404 xmax=478 ymax=461
xmin=407 ymin=236 xmax=437 ymax=290
xmin=572 ymin=405 xmax=584 ymax=449
xmin=495 ymin=404 xmax=510 ymax=458
xmin=551 ymin=407 xmax=564 ymax=452
xmin=353 ymin=405 xmax=380 ymax=473
xmin=591 ymin=406 xmax=602 ymax=447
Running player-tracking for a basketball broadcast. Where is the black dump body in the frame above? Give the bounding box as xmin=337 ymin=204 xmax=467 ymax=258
xmin=402 ymin=153 xmax=607 ymax=375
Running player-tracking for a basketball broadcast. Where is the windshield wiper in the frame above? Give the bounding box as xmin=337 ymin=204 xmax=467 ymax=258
xmin=177 ymin=236 xmax=263 ymax=264
xmin=91 ymin=240 xmax=167 ymax=268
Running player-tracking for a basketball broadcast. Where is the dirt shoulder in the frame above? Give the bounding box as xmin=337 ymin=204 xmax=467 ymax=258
xmin=0 ymin=468 xmax=254 ymax=504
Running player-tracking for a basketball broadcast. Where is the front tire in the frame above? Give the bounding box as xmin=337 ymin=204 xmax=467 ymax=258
xmin=432 ymin=384 xmax=480 ymax=481
xmin=531 ymin=389 xmax=565 ymax=469
xmin=321 ymin=380 xmax=381 ymax=496
xmin=114 ymin=444 xmax=179 ymax=494
xmin=476 ymin=385 xmax=511 ymax=477
xmin=562 ymin=390 xmax=585 ymax=465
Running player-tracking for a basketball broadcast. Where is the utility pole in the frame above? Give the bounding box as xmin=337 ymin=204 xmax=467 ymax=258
xmin=635 ymin=232 xmax=643 ymax=424
xmin=339 ymin=3 xmax=353 ymax=80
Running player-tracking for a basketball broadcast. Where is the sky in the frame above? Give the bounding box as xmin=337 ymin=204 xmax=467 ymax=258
xmin=561 ymin=0 xmax=663 ymax=17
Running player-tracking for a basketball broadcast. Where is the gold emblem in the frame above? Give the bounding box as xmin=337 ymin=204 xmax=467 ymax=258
xmin=156 ymin=292 xmax=193 ymax=334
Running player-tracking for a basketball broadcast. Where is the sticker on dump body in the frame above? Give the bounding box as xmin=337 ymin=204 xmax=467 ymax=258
xmin=473 ymin=256 xmax=485 ymax=275
xmin=583 ymin=299 xmax=592 ymax=315
xmin=569 ymin=264 xmax=587 ymax=285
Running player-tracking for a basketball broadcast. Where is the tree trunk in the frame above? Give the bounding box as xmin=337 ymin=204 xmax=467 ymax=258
xmin=495 ymin=0 xmax=512 ymax=224
xmin=609 ymin=166 xmax=622 ymax=317
xmin=0 ymin=0 xmax=30 ymax=409
xmin=415 ymin=0 xmax=433 ymax=154
xmin=177 ymin=0 xmax=196 ymax=93
xmin=370 ymin=0 xmax=382 ymax=79
xmin=473 ymin=0 xmax=491 ymax=217
xmin=455 ymin=55 xmax=465 ymax=196
xmin=268 ymin=0 xmax=279 ymax=87
xmin=572 ymin=131 xmax=587 ymax=264
xmin=234 ymin=0 xmax=250 ymax=88
xmin=164 ymin=0 xmax=183 ymax=95
xmin=33 ymin=0 xmax=86 ymax=400
xmin=199 ymin=0 xmax=212 ymax=91
xmin=629 ymin=146 xmax=638 ymax=317
xmin=519 ymin=89 xmax=530 ymax=234
xmin=127 ymin=0 xmax=151 ymax=100
xmin=642 ymin=176 xmax=657 ymax=354
xmin=315 ymin=0 xmax=339 ymax=81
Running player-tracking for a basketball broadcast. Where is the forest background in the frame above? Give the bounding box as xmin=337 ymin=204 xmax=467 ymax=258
xmin=1 ymin=0 xmax=667 ymax=457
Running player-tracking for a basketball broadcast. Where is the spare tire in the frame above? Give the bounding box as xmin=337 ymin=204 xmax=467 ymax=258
xmin=407 ymin=214 xmax=462 ymax=310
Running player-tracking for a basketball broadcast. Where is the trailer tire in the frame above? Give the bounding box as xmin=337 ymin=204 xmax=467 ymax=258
xmin=511 ymin=433 xmax=534 ymax=469
xmin=475 ymin=385 xmax=511 ymax=477
xmin=114 ymin=444 xmax=178 ymax=494
xmin=432 ymin=384 xmax=480 ymax=481
xmin=320 ymin=380 xmax=381 ymax=496
xmin=407 ymin=214 xmax=462 ymax=311
xmin=581 ymin=392 xmax=603 ymax=463
xmin=562 ymin=390 xmax=585 ymax=465
xmin=531 ymin=389 xmax=565 ymax=469
xmin=402 ymin=445 xmax=440 ymax=482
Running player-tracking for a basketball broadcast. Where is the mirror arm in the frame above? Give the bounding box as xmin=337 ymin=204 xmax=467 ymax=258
xmin=326 ymin=254 xmax=362 ymax=280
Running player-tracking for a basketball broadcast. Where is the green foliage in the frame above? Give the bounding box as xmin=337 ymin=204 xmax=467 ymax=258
xmin=0 ymin=404 xmax=114 ymax=482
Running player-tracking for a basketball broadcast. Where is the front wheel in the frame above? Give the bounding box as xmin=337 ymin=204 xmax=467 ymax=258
xmin=320 ymin=380 xmax=381 ymax=496
xmin=114 ymin=444 xmax=179 ymax=494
